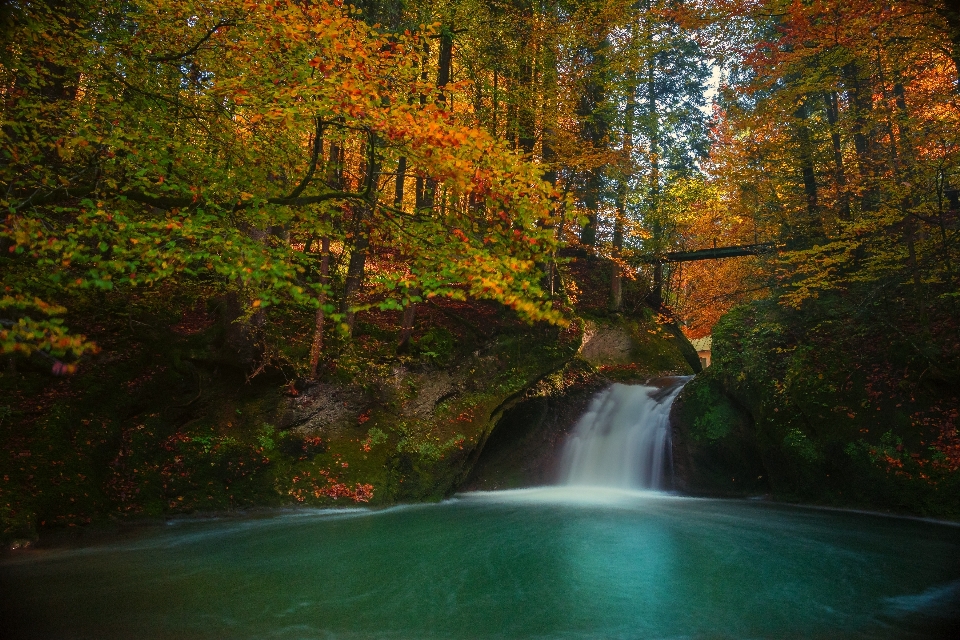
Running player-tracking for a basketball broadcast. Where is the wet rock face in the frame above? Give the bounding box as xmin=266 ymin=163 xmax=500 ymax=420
xmin=669 ymin=375 xmax=771 ymax=497
xmin=398 ymin=369 xmax=462 ymax=419
xmin=276 ymin=356 xmax=487 ymax=436
xmin=461 ymin=374 xmax=607 ymax=491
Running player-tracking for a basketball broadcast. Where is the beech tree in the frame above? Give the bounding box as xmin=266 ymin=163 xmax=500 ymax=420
xmin=0 ymin=0 xmax=564 ymax=372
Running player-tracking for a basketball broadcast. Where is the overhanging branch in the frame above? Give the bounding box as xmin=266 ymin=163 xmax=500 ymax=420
xmin=14 ymin=185 xmax=370 ymax=212
xmin=148 ymin=20 xmax=237 ymax=63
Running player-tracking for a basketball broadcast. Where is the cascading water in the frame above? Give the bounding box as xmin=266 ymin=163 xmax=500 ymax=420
xmin=558 ymin=378 xmax=690 ymax=490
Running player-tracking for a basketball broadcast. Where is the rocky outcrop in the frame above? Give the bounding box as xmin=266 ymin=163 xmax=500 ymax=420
xmin=0 ymin=289 xmax=703 ymax=547
xmin=464 ymin=315 xmax=696 ymax=491
xmin=461 ymin=363 xmax=605 ymax=490
xmin=669 ymin=374 xmax=771 ymax=497
xmin=279 ymin=382 xmax=368 ymax=433
xmin=578 ymin=321 xmax=635 ymax=366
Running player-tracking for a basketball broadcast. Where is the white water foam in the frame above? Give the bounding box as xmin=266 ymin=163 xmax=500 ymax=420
xmin=455 ymin=486 xmax=687 ymax=508
xmin=558 ymin=379 xmax=690 ymax=490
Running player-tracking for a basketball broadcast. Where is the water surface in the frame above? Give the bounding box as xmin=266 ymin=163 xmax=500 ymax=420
xmin=2 ymin=488 xmax=959 ymax=639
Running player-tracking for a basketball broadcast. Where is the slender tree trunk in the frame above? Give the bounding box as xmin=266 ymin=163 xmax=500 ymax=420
xmin=518 ymin=43 xmax=536 ymax=154
xmin=415 ymin=170 xmax=435 ymax=211
xmin=396 ymin=34 xmax=456 ymax=344
xmin=794 ymin=99 xmax=821 ymax=237
xmin=491 ymin=69 xmax=499 ymax=137
xmin=412 ymin=35 xmax=448 ymax=212
xmin=309 ymin=237 xmax=330 ymax=378
xmin=647 ymin=39 xmax=663 ymax=309
xmin=887 ymin=72 xmax=927 ymax=318
xmin=397 ymin=287 xmax=421 ymax=353
xmin=892 ymin=82 xmax=912 ymax=160
xmin=425 ymin=32 xmax=453 ymax=207
xmin=611 ymin=28 xmax=636 ymax=312
xmin=414 ymin=39 xmax=431 ymax=211
xmin=577 ymin=34 xmax=609 ymax=247
xmin=875 ymin=50 xmax=903 ymax=182
xmin=471 ymin=59 xmax=484 ymax=129
xmin=414 ymin=177 xmax=434 ymax=215
xmin=394 ymin=156 xmax=406 ymax=208
xmin=842 ymin=60 xmax=879 ymax=211
xmin=652 ymin=263 xmax=663 ymax=310
xmin=341 ymin=231 xmax=369 ymax=334
xmin=326 ymin=142 xmax=343 ymax=190
xmin=541 ymin=32 xmax=559 ymax=297
xmin=340 ymin=135 xmax=380 ymax=335
xmin=506 ymin=99 xmax=518 ymax=150
xmin=610 ymin=218 xmax=624 ymax=311
xmin=437 ymin=28 xmax=453 ymax=97
xmin=824 ymin=91 xmax=850 ymax=220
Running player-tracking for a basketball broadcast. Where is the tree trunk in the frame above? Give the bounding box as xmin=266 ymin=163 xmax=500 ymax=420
xmin=518 ymin=51 xmax=536 ymax=154
xmin=611 ymin=44 xmax=636 ymax=312
xmin=823 ymin=91 xmax=850 ymax=220
xmin=842 ymin=60 xmax=879 ymax=211
xmin=492 ymin=69 xmax=499 ymax=137
xmin=437 ymin=28 xmax=453 ymax=95
xmin=326 ymin=141 xmax=343 ymax=190
xmin=308 ymin=237 xmax=330 ymax=378
xmin=394 ymin=156 xmax=406 ymax=208
xmin=341 ymin=229 xmax=369 ymax=334
xmin=651 ymin=262 xmax=663 ymax=310
xmin=414 ymin=38 xmax=453 ymax=212
xmin=892 ymin=79 xmax=915 ymax=167
xmin=577 ymin=34 xmax=610 ymax=247
xmin=794 ymin=99 xmax=821 ymax=237
xmin=647 ymin=33 xmax=663 ymax=309
xmin=340 ymin=135 xmax=380 ymax=335
xmin=529 ymin=14 xmax=561 ymax=297
xmin=610 ymin=218 xmax=623 ymax=311
xmin=397 ymin=287 xmax=421 ymax=353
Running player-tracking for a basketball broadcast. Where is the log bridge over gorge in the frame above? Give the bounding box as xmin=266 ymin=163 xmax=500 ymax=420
xmin=639 ymin=242 xmax=779 ymax=308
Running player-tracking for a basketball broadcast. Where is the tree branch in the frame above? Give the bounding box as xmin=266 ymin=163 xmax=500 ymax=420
xmin=284 ymin=117 xmax=324 ymax=201
xmin=148 ymin=20 xmax=237 ymax=63
xmin=13 ymin=185 xmax=370 ymax=211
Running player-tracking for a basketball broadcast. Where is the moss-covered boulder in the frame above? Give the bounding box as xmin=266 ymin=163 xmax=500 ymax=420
xmin=676 ymin=298 xmax=960 ymax=519
xmin=670 ymin=374 xmax=770 ymax=496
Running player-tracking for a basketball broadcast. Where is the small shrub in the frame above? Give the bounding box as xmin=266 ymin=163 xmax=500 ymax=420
xmin=415 ymin=327 xmax=455 ymax=364
xmin=783 ymin=427 xmax=823 ymax=463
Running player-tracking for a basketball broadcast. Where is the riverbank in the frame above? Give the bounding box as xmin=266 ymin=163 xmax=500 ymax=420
xmin=670 ymin=297 xmax=960 ymax=521
xmin=1 ymin=253 xmax=698 ymax=547
xmin=8 ymin=254 xmax=959 ymax=548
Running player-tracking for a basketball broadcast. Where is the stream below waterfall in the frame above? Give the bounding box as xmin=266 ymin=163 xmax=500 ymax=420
xmin=2 ymin=383 xmax=960 ymax=639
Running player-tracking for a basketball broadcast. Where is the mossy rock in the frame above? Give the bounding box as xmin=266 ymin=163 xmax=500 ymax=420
xmin=578 ymin=313 xmax=695 ymax=380
xmin=670 ymin=374 xmax=770 ymax=496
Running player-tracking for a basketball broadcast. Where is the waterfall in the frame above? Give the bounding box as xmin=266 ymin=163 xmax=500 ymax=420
xmin=558 ymin=378 xmax=690 ymax=490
